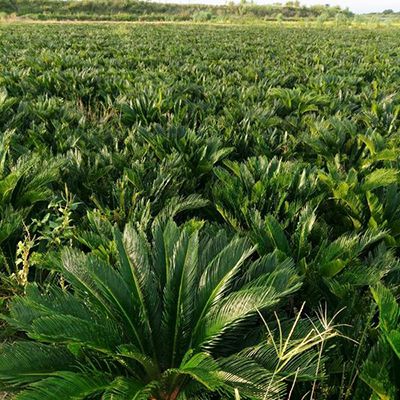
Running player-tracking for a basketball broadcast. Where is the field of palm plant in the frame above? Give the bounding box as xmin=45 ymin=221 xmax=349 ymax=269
xmin=0 ymin=22 xmax=400 ymax=399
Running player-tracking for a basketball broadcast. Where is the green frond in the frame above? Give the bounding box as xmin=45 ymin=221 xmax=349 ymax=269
xmin=62 ymin=247 xmax=151 ymax=354
xmin=0 ymin=342 xmax=76 ymax=386
xmin=113 ymin=223 xmax=159 ymax=347
xmin=102 ymin=377 xmax=146 ymax=400
xmin=262 ymin=215 xmax=291 ymax=255
xmin=164 ymin=352 xmax=222 ymax=391
xmin=191 ymin=237 xmax=255 ymax=346
xmin=29 ymin=314 xmax=124 ymax=352
xmin=360 ymin=338 xmax=397 ymax=400
xmin=151 ymin=217 xmax=181 ymax=287
xmin=200 ymin=269 xmax=300 ymax=349
xmin=218 ymin=356 xmax=286 ymax=400
xmin=371 ymin=283 xmax=400 ymax=334
xmin=118 ymin=344 xmax=159 ymax=378
xmin=14 ymin=371 xmax=112 ymax=400
xmin=157 ymin=194 xmax=209 ymax=221
xmin=362 ymin=168 xmax=398 ymax=192
xmin=7 ymin=284 xmax=98 ymax=331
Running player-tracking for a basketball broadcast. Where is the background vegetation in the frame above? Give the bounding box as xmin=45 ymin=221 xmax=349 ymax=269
xmin=0 ymin=0 xmax=357 ymax=22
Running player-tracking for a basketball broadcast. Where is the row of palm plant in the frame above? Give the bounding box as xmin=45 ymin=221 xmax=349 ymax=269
xmin=1 ymin=22 xmax=400 ymax=399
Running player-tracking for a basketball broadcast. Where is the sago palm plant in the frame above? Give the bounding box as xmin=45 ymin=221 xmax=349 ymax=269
xmin=0 ymin=218 xmax=305 ymax=399
xmin=213 ymin=156 xmax=320 ymax=231
xmin=0 ymin=128 xmax=63 ymax=276
xmin=358 ymin=283 xmax=400 ymax=399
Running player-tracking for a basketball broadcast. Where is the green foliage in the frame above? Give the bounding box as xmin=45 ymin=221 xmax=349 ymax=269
xmin=0 ymin=219 xmax=335 ymax=399
xmin=359 ymin=284 xmax=400 ymax=399
xmin=0 ymin=21 xmax=400 ymax=399
xmin=0 ymin=0 xmax=354 ymax=22
xmin=192 ymin=11 xmax=213 ymax=22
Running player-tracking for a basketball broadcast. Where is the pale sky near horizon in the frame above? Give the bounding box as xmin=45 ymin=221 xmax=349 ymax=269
xmin=149 ymin=1 xmax=400 ymax=14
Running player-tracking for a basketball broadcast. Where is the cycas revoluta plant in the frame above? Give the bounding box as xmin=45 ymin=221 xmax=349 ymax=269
xmin=358 ymin=284 xmax=400 ymax=399
xmin=0 ymin=128 xmax=63 ymax=275
xmin=213 ymin=156 xmax=320 ymax=231
xmin=0 ymin=218 xmax=309 ymax=399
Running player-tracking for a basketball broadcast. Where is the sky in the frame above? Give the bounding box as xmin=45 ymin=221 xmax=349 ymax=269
xmin=149 ymin=0 xmax=400 ymax=14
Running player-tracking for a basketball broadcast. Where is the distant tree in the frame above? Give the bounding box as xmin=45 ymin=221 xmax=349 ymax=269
xmin=285 ymin=0 xmax=300 ymax=7
xmin=342 ymin=7 xmax=354 ymax=18
xmin=335 ymin=12 xmax=348 ymax=26
xmin=383 ymin=9 xmax=394 ymax=14
xmin=317 ymin=12 xmax=329 ymax=24
xmin=285 ymin=0 xmax=300 ymax=8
